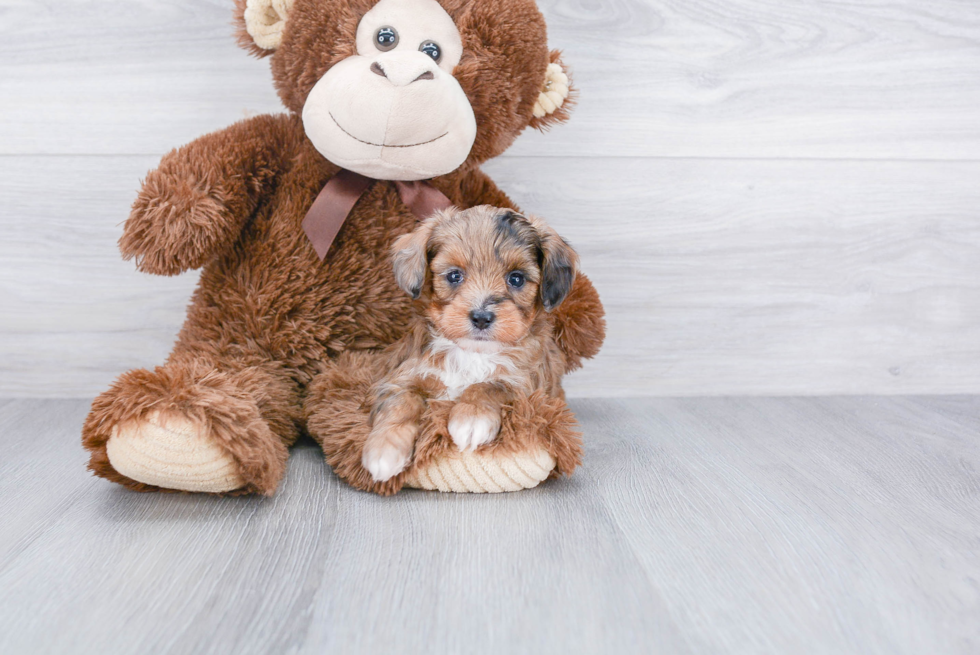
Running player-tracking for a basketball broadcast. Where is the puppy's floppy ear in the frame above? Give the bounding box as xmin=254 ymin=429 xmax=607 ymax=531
xmin=391 ymin=213 xmax=442 ymax=299
xmin=528 ymin=215 xmax=580 ymax=312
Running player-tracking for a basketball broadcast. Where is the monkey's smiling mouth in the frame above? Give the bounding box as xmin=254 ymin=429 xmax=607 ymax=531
xmin=330 ymin=112 xmax=448 ymax=148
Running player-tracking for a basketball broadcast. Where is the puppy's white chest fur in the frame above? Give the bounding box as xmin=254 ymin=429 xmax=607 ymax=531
xmin=427 ymin=337 xmax=515 ymax=401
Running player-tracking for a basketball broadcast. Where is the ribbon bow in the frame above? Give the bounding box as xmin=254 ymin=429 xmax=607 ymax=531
xmin=302 ymin=169 xmax=453 ymax=260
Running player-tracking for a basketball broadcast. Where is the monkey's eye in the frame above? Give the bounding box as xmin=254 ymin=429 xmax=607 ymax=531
xmin=375 ymin=27 xmax=398 ymax=51
xmin=419 ymin=41 xmax=441 ymax=62
xmin=445 ymin=269 xmax=463 ymax=286
xmin=507 ymin=271 xmax=526 ymax=289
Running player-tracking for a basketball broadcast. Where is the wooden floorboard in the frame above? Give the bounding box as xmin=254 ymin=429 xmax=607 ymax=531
xmin=1 ymin=0 xmax=979 ymax=158
xmin=2 ymin=0 xmax=980 ymax=396
xmin=0 ymin=397 xmax=977 ymax=654
xmin=3 ymin=155 xmax=978 ymax=397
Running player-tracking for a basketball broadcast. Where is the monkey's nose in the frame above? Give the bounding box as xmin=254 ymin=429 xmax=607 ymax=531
xmin=469 ymin=310 xmax=496 ymax=330
xmin=370 ymin=55 xmax=437 ymax=87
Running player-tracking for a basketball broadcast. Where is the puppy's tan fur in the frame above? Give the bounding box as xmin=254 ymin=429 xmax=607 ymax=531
xmin=361 ymin=206 xmax=579 ymax=482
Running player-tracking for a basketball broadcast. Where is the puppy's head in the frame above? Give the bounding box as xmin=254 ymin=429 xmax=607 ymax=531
xmin=392 ymin=205 xmax=579 ymax=348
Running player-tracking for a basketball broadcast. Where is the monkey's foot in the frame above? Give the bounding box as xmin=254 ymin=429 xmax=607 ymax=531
xmin=403 ymin=447 xmax=556 ymax=493
xmin=106 ymin=411 xmax=246 ymax=493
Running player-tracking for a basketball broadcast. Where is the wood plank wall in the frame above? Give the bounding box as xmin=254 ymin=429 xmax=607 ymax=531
xmin=1 ymin=0 xmax=978 ymax=398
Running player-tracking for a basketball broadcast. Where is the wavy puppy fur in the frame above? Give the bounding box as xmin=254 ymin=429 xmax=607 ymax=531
xmin=307 ymin=206 xmax=587 ymax=493
xmin=306 ymin=352 xmax=584 ymax=495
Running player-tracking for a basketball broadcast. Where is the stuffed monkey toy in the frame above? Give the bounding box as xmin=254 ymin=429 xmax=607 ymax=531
xmin=81 ymin=0 xmax=605 ymax=496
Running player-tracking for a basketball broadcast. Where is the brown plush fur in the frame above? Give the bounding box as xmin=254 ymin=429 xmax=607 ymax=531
xmin=82 ymin=0 xmax=605 ymax=495
xmin=235 ymin=0 xmax=571 ymax=161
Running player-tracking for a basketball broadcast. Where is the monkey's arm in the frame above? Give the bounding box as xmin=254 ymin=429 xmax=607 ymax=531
xmin=443 ymin=169 xmax=607 ymax=372
xmin=119 ymin=114 xmax=304 ymax=275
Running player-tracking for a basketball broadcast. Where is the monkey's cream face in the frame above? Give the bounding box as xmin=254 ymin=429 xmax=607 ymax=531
xmin=302 ymin=0 xmax=478 ymax=181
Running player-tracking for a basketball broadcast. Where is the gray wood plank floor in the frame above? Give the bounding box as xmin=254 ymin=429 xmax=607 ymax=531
xmin=1 ymin=396 xmax=978 ymax=654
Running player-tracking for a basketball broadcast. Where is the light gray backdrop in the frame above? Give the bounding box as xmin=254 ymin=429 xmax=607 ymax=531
xmin=1 ymin=0 xmax=978 ymax=398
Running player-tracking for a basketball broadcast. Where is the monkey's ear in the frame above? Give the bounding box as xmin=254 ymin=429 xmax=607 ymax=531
xmin=391 ymin=215 xmax=441 ymax=299
xmin=529 ymin=51 xmax=575 ymax=131
xmin=528 ymin=216 xmax=579 ymax=312
xmin=235 ymin=0 xmax=294 ymax=56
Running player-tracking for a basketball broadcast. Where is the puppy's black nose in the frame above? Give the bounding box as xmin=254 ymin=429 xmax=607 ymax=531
xmin=469 ymin=309 xmax=495 ymax=330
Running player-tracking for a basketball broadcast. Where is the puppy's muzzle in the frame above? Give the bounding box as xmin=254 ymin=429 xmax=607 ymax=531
xmin=469 ymin=309 xmax=496 ymax=330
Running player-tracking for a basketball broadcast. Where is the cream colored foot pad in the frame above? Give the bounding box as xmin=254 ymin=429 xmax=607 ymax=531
xmin=106 ymin=411 xmax=245 ymax=493
xmin=403 ymin=447 xmax=556 ymax=493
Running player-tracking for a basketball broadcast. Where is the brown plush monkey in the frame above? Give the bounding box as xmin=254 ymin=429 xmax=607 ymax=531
xmin=81 ymin=0 xmax=605 ymax=496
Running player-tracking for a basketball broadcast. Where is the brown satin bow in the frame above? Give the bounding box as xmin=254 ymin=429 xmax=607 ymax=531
xmin=301 ymin=169 xmax=453 ymax=260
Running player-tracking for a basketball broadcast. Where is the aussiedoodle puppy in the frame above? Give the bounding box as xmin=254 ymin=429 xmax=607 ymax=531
xmin=361 ymin=205 xmax=580 ymax=482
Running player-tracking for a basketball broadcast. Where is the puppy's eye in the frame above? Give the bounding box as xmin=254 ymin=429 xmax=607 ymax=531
xmin=419 ymin=41 xmax=441 ymax=61
xmin=445 ymin=270 xmax=463 ymax=285
xmin=376 ymin=27 xmax=398 ymax=51
xmin=507 ymin=271 xmax=526 ymax=289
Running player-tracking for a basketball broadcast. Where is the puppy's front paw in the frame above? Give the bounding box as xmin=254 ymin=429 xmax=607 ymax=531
xmin=362 ymin=439 xmax=411 ymax=482
xmin=448 ymin=404 xmax=501 ymax=452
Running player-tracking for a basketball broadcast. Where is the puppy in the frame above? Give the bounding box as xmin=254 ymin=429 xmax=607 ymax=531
xmin=361 ymin=205 xmax=580 ymax=482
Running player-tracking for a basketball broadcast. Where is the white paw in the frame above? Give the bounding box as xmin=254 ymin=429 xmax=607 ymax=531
xmin=362 ymin=442 xmax=411 ymax=482
xmin=448 ymin=411 xmax=501 ymax=452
